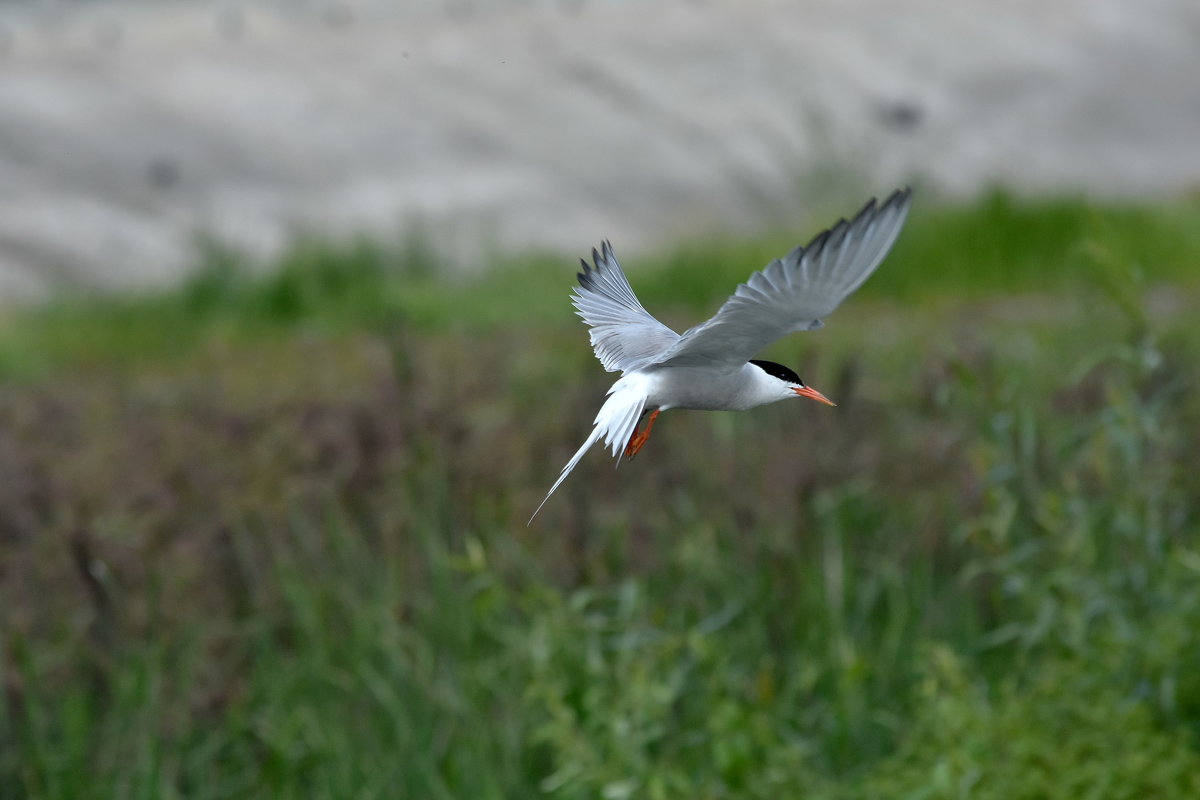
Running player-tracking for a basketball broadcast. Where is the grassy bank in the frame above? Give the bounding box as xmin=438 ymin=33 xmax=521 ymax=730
xmin=1 ymin=193 xmax=1199 ymax=798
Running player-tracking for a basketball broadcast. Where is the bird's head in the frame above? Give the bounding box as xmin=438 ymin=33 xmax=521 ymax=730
xmin=750 ymin=359 xmax=836 ymax=406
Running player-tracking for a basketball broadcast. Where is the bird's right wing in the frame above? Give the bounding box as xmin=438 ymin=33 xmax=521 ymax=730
xmin=653 ymin=188 xmax=912 ymax=368
xmin=572 ymin=241 xmax=681 ymax=373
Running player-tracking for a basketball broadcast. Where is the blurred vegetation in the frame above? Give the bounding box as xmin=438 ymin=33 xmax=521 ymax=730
xmin=0 ymin=191 xmax=1198 ymax=798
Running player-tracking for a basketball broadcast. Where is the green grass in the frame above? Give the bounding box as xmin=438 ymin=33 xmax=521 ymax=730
xmin=1 ymin=192 xmax=1199 ymax=798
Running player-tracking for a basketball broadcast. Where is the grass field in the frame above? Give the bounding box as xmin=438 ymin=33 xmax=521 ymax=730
xmin=1 ymin=191 xmax=1199 ymax=798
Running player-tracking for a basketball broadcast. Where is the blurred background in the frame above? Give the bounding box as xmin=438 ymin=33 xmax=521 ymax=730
xmin=1 ymin=1 xmax=1200 ymax=797
xmin=2 ymin=0 xmax=1199 ymax=298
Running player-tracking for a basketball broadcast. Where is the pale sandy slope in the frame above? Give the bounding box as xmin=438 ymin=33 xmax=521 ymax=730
xmin=0 ymin=0 xmax=1197 ymax=300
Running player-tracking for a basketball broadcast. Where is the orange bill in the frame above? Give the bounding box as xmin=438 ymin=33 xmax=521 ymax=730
xmin=793 ymin=386 xmax=836 ymax=406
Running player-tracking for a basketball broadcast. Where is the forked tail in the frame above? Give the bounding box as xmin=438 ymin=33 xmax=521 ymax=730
xmin=528 ymin=375 xmax=650 ymax=523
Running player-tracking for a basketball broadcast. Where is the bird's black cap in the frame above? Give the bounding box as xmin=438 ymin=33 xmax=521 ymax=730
xmin=750 ymin=359 xmax=803 ymax=386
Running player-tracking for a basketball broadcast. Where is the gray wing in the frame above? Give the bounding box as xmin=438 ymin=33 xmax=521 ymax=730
xmin=654 ymin=188 xmax=912 ymax=368
xmin=572 ymin=240 xmax=680 ymax=373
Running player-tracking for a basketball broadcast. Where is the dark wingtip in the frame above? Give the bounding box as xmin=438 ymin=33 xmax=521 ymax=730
xmin=846 ymin=194 xmax=881 ymax=229
xmin=805 ymin=227 xmax=834 ymax=260
xmin=791 ymin=188 xmax=912 ymax=261
xmin=884 ymin=186 xmax=914 ymax=211
xmin=858 ymin=186 xmax=912 ymax=220
xmin=578 ymin=240 xmax=616 ymax=287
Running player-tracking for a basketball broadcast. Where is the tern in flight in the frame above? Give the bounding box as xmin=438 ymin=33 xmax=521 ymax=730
xmin=531 ymin=188 xmax=912 ymax=521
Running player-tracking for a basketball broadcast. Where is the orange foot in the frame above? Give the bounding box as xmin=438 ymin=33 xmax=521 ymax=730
xmin=624 ymin=409 xmax=661 ymax=459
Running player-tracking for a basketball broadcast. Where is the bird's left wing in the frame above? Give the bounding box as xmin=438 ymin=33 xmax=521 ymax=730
xmin=572 ymin=240 xmax=681 ymax=373
xmin=653 ymin=188 xmax=912 ymax=368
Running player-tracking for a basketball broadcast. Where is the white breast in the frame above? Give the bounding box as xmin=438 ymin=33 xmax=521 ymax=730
xmin=643 ymin=362 xmax=787 ymax=412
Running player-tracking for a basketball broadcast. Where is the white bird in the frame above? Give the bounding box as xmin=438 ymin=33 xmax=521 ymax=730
xmin=530 ymin=188 xmax=913 ymax=522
